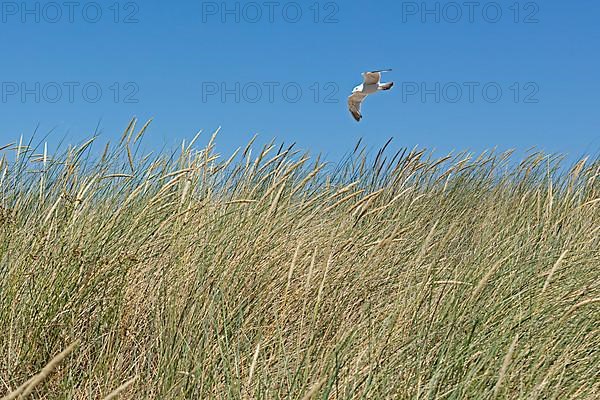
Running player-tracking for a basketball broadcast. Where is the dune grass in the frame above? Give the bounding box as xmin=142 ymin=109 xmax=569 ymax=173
xmin=0 ymin=121 xmax=598 ymax=399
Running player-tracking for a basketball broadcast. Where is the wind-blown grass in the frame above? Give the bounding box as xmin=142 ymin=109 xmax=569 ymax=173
xmin=0 ymin=121 xmax=598 ymax=399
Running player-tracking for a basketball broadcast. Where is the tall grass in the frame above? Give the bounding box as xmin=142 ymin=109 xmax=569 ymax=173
xmin=0 ymin=121 xmax=598 ymax=399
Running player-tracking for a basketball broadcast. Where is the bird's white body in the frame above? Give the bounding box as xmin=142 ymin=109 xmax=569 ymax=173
xmin=352 ymin=83 xmax=380 ymax=95
xmin=348 ymin=70 xmax=394 ymax=122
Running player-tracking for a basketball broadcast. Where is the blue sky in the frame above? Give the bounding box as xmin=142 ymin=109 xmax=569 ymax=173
xmin=1 ymin=1 xmax=599 ymax=160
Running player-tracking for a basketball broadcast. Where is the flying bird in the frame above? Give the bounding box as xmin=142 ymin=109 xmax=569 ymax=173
xmin=348 ymin=69 xmax=394 ymax=122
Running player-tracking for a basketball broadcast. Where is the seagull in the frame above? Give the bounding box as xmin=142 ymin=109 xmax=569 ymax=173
xmin=348 ymin=69 xmax=394 ymax=122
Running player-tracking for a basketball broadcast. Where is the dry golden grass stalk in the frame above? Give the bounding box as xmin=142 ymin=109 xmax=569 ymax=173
xmin=562 ymin=298 xmax=600 ymax=321
xmin=102 ymin=376 xmax=138 ymax=400
xmin=469 ymin=256 xmax=512 ymax=302
xmin=11 ymin=341 xmax=80 ymax=399
xmin=1 ymin=377 xmax=34 ymax=400
xmin=540 ymin=250 xmax=568 ymax=295
xmin=493 ymin=334 xmax=519 ymax=398
xmin=247 ymin=343 xmax=261 ymax=388
xmin=300 ymin=378 xmax=328 ymax=400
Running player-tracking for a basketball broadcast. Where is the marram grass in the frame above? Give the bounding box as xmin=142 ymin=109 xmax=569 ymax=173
xmin=0 ymin=122 xmax=598 ymax=399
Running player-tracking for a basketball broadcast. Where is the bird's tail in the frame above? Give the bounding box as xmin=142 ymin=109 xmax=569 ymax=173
xmin=379 ymin=82 xmax=394 ymax=91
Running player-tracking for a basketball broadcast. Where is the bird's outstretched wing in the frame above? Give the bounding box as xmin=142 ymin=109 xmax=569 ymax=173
xmin=348 ymin=92 xmax=367 ymax=122
xmin=362 ymin=69 xmax=392 ymax=85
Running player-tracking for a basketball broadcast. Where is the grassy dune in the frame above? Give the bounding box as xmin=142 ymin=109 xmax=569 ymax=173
xmin=1 ymin=123 xmax=599 ymax=399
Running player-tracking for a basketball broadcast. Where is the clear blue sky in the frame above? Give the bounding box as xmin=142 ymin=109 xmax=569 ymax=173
xmin=1 ymin=1 xmax=599 ymax=160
